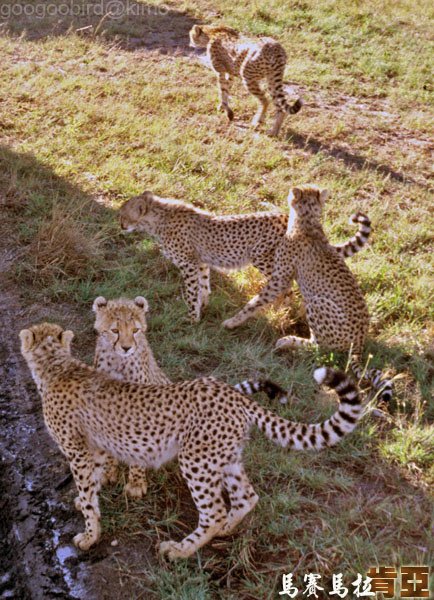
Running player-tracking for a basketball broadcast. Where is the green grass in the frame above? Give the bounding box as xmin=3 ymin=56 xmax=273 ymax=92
xmin=0 ymin=0 xmax=433 ymax=596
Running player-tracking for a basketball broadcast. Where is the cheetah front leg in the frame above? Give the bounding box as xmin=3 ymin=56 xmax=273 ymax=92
xmin=199 ymin=263 xmax=211 ymax=309
xmin=125 ymin=465 xmax=148 ymax=499
xmin=67 ymin=445 xmax=104 ymax=550
xmin=217 ymin=72 xmax=234 ymax=121
xmin=176 ymin=260 xmax=202 ymax=322
xmin=75 ymin=449 xmax=114 ymax=511
xmin=275 ymin=330 xmax=317 ymax=351
xmin=223 ymin=274 xmax=289 ymax=329
xmin=101 ymin=453 xmax=120 ymax=485
xmin=159 ymin=451 xmax=228 ymax=560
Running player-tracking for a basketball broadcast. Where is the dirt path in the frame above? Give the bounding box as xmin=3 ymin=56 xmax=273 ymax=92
xmin=0 ymin=224 xmax=92 ymax=599
xmin=0 ymin=216 xmax=158 ymax=599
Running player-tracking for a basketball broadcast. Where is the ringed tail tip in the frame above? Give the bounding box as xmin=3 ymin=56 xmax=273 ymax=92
xmin=313 ymin=367 xmax=328 ymax=385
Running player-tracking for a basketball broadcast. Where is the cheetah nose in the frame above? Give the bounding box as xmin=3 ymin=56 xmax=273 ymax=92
xmin=121 ymin=346 xmax=131 ymax=353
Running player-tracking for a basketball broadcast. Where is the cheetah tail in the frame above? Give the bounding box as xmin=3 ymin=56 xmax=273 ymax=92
xmin=334 ymin=212 xmax=372 ymax=258
xmin=350 ymin=357 xmax=393 ymax=403
xmin=233 ymin=379 xmax=288 ymax=403
xmin=286 ymin=97 xmax=303 ymax=115
xmin=244 ymin=368 xmax=363 ymax=450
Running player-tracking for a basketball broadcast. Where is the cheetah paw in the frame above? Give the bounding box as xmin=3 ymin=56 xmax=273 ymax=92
xmin=275 ymin=337 xmax=296 ymax=351
xmin=222 ymin=317 xmax=238 ymax=329
xmin=101 ymin=469 xmax=119 ymax=486
xmin=251 ymin=115 xmax=264 ymax=129
xmin=124 ymin=481 xmax=147 ymax=499
xmin=159 ymin=540 xmax=192 ymax=560
xmin=266 ymin=127 xmax=280 ymax=137
xmin=73 ymin=532 xmax=98 ymax=551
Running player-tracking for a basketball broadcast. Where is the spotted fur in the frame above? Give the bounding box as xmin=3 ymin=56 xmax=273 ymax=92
xmin=189 ymin=24 xmax=303 ymax=136
xmin=119 ymin=191 xmax=370 ymax=323
xmin=92 ymin=296 xmax=289 ymax=498
xmin=223 ymin=185 xmax=392 ymax=402
xmin=20 ymin=323 xmax=363 ymax=558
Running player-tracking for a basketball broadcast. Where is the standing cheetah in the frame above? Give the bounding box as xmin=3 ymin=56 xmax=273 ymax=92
xmin=119 ymin=191 xmax=371 ymax=323
xmin=223 ymin=185 xmax=392 ymax=401
xmin=189 ymin=24 xmax=303 ymax=136
xmin=20 ymin=322 xmax=364 ymax=559
xmin=92 ymin=295 xmax=288 ymax=498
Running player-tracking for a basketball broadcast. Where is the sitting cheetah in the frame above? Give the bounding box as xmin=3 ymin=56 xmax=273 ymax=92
xmin=223 ymin=185 xmax=392 ymax=401
xmin=119 ymin=191 xmax=371 ymax=323
xmin=21 ymin=322 xmax=363 ymax=559
xmin=189 ymin=25 xmax=302 ymax=136
xmin=92 ymin=295 xmax=287 ymax=498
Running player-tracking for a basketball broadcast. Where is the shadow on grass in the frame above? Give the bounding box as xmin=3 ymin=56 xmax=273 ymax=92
xmin=1 ymin=145 xmax=432 ymax=596
xmin=285 ymin=130 xmax=424 ymax=187
xmin=0 ymin=0 xmax=198 ymax=54
xmin=1 ymin=144 xmax=430 ymax=411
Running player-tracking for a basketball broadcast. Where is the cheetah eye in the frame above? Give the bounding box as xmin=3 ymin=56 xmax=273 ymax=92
xmin=111 ymin=328 xmax=119 ymax=334
xmin=132 ymin=328 xmax=139 ymax=334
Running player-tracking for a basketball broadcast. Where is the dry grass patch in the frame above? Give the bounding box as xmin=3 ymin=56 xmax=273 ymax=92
xmin=22 ymin=202 xmax=106 ymax=282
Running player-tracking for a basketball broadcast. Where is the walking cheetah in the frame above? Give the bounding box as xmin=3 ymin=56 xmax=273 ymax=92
xmin=92 ymin=295 xmax=287 ymax=498
xmin=223 ymin=185 xmax=392 ymax=401
xmin=20 ymin=322 xmax=364 ymax=558
xmin=119 ymin=191 xmax=371 ymax=323
xmin=189 ymin=25 xmax=302 ymax=136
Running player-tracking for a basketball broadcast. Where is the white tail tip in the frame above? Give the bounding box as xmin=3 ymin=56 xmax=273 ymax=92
xmin=313 ymin=367 xmax=327 ymax=385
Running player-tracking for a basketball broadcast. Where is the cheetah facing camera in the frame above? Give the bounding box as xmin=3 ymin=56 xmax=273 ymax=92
xmin=189 ymin=24 xmax=302 ymax=136
xmin=223 ymin=185 xmax=393 ymax=402
xmin=21 ymin=323 xmax=363 ymax=559
xmin=118 ymin=191 xmax=371 ymax=323
xmin=92 ymin=295 xmax=288 ymax=499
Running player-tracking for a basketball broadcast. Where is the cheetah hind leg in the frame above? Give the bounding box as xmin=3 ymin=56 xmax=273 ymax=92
xmin=242 ymin=72 xmax=269 ymax=129
xmin=124 ymin=466 xmax=148 ymax=499
xmin=159 ymin=453 xmax=228 ymax=560
xmin=219 ymin=462 xmax=259 ymax=536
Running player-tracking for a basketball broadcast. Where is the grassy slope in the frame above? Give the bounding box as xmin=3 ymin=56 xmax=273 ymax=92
xmin=0 ymin=0 xmax=433 ymax=597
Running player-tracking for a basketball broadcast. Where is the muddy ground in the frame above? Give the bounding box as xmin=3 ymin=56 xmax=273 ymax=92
xmin=0 ymin=212 xmax=160 ymax=599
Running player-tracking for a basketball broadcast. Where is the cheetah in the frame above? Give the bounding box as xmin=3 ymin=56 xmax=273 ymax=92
xmin=92 ymin=295 xmax=287 ymax=498
xmin=223 ymin=185 xmax=393 ymax=402
xmin=20 ymin=322 xmax=363 ymax=559
xmin=119 ymin=191 xmax=371 ymax=323
xmin=189 ymin=25 xmax=302 ymax=136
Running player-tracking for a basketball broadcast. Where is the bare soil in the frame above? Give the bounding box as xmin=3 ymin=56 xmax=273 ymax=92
xmin=0 ymin=212 xmax=159 ymax=599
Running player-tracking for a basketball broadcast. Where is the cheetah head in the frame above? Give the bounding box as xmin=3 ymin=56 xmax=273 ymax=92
xmin=118 ymin=191 xmax=155 ymax=233
xmin=19 ymin=323 xmax=74 ymax=356
xmin=93 ymin=296 xmax=149 ymax=358
xmin=189 ymin=25 xmax=210 ymax=48
xmin=287 ymin=185 xmax=329 ymax=221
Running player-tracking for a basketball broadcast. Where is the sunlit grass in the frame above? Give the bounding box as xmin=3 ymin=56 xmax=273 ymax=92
xmin=0 ymin=0 xmax=433 ymax=595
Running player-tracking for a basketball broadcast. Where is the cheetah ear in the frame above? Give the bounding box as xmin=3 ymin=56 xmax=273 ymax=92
xmin=92 ymin=296 xmax=107 ymax=313
xmin=287 ymin=187 xmax=301 ymax=206
xmin=19 ymin=329 xmax=35 ymax=352
xmin=61 ymin=330 xmax=74 ymax=351
xmin=134 ymin=296 xmax=149 ymax=312
xmin=192 ymin=25 xmax=203 ymax=35
xmin=137 ymin=192 xmax=154 ymax=216
xmin=292 ymin=187 xmax=303 ymax=201
xmin=320 ymin=189 xmax=329 ymax=204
